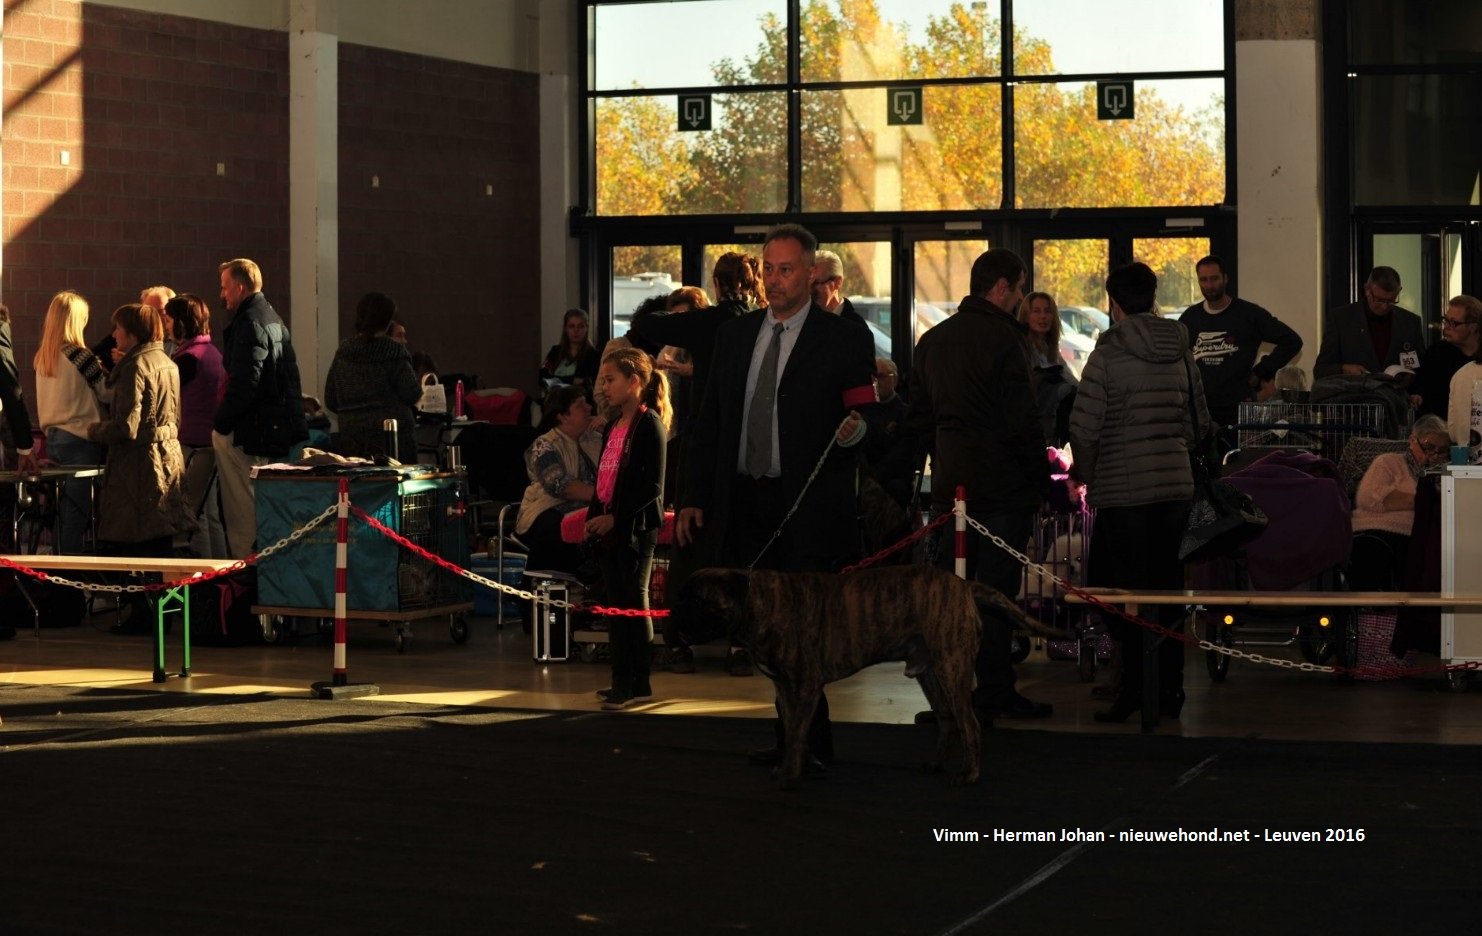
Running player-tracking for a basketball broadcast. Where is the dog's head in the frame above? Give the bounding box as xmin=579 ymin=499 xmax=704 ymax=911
xmin=673 ymin=567 xmax=751 ymax=646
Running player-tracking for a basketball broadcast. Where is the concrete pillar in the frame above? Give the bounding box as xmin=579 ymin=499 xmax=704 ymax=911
xmin=538 ymin=0 xmax=575 ymax=364
xmin=1234 ymin=0 xmax=1323 ymax=369
xmin=288 ymin=0 xmax=339 ymax=400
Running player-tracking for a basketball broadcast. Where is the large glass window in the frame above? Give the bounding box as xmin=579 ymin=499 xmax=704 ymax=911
xmin=913 ymin=239 xmax=986 ymax=344
xmin=593 ymin=0 xmax=785 ymax=90
xmin=595 ymin=92 xmax=789 ymax=215
xmin=1013 ymin=0 xmax=1224 ymax=76
xmin=611 ymin=246 xmax=682 ymax=339
xmin=800 ymin=0 xmax=1001 ymax=83
xmin=1133 ymin=237 xmax=1211 ymax=313
xmin=1348 ymin=0 xmax=1482 ymax=67
xmin=1015 ymin=79 xmax=1225 ymax=208
xmin=1032 ymin=238 xmax=1107 ymax=313
xmin=586 ymin=0 xmax=1229 ymax=218
xmin=801 ymin=85 xmax=1002 ymax=212
xmin=1351 ymin=74 xmax=1482 ymax=206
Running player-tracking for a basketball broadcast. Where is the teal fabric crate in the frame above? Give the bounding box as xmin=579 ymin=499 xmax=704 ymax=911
xmin=255 ymin=472 xmax=470 ymax=612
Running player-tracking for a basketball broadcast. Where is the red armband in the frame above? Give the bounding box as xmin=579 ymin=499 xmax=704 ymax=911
xmin=842 ymin=384 xmax=876 ymax=408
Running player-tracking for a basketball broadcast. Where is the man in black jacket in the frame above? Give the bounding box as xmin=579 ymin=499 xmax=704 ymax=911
xmin=0 ymin=304 xmax=37 ymax=475
xmin=1178 ymin=255 xmax=1302 ymax=438
xmin=211 ymin=258 xmax=308 ymax=558
xmin=908 ymin=248 xmax=1052 ymax=720
xmin=678 ymin=223 xmax=875 ymax=768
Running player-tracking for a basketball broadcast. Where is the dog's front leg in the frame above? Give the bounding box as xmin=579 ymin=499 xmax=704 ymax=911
xmin=775 ymin=685 xmax=821 ymax=791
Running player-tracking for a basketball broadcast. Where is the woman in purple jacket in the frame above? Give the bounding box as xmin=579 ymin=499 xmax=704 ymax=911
xmin=166 ymin=294 xmax=227 ymax=556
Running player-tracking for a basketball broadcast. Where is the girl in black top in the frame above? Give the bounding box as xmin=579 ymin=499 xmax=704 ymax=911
xmin=586 ymin=347 xmax=669 ymax=710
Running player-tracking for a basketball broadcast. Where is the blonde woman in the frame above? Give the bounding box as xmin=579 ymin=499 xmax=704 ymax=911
xmin=32 ymin=290 xmax=108 ymax=553
xmin=1019 ymin=290 xmax=1078 ymax=446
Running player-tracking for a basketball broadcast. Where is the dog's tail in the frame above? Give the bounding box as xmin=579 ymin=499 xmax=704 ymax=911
xmin=969 ymin=581 xmax=1078 ymax=641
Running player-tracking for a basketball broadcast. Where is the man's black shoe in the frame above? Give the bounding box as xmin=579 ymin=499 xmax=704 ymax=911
xmin=0 ymin=625 xmax=15 ymax=641
xmin=987 ymin=694 xmax=1053 ymax=719
xmin=746 ymin=747 xmax=826 ymax=774
xmin=914 ymin=708 xmax=993 ymax=727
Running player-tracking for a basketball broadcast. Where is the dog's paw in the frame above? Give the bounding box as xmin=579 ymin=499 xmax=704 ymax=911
xmin=922 ymin=759 xmax=944 ymax=774
xmin=950 ymin=767 xmax=980 ymax=786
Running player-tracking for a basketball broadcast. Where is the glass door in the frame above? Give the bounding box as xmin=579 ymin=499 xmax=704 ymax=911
xmin=1031 ymin=237 xmax=1109 ymax=378
xmin=1357 ymin=221 xmax=1482 ymax=330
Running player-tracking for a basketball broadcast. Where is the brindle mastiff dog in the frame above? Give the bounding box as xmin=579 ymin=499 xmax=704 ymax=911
xmin=677 ymin=565 xmax=1063 ymax=789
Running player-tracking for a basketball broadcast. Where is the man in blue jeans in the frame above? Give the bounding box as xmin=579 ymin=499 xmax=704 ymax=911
xmin=906 ymin=248 xmax=1053 ymax=721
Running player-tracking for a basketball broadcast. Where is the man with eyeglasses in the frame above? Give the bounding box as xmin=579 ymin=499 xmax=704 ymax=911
xmin=810 ymin=250 xmax=867 ymax=328
xmin=1440 ymin=296 xmax=1482 ymax=454
xmin=1315 ymin=266 xmax=1427 ymax=378
xmin=1411 ymin=295 xmax=1481 ymax=421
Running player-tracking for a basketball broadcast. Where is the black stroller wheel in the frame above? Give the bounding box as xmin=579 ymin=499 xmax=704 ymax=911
xmin=1008 ymin=633 xmax=1031 ymax=664
xmin=1205 ymin=614 xmax=1232 ymax=682
xmin=1298 ymin=621 xmax=1338 ymax=665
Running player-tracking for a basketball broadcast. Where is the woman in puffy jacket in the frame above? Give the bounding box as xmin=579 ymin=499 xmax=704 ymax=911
xmin=1069 ymin=263 xmax=1210 ymax=723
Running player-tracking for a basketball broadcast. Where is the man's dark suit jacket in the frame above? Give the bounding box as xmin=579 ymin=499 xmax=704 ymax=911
xmin=0 ymin=319 xmax=35 ymax=453
xmin=684 ymin=304 xmax=875 ymax=569
xmin=1314 ymin=302 xmax=1428 ymax=378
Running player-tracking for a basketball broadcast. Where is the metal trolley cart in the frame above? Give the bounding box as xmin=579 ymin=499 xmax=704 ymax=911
xmin=252 ymin=467 xmax=473 ymax=652
xmin=1233 ymin=399 xmax=1389 ymax=463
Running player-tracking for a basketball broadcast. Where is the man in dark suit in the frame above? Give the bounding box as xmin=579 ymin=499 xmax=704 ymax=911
xmin=1315 ymin=266 xmax=1428 ymax=378
xmin=678 ymin=223 xmax=876 ymax=769
xmin=0 ymin=303 xmax=38 ymax=476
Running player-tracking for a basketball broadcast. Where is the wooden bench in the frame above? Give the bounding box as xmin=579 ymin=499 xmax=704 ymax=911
xmin=2 ymin=554 xmax=240 ymax=683
xmin=1064 ymin=589 xmax=1482 ymax=732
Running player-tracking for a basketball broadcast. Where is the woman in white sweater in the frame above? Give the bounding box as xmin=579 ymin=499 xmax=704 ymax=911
xmin=32 ymin=291 xmax=108 ymax=554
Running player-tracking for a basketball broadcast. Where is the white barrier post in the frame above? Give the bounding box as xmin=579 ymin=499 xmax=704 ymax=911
xmin=955 ymin=485 xmax=967 ymax=580
xmin=312 ymin=476 xmax=379 ymax=699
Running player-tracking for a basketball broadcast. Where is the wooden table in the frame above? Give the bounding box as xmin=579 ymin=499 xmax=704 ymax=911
xmin=2 ymin=553 xmax=239 ymax=682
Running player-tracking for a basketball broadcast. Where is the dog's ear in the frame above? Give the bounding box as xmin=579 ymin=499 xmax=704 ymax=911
xmin=724 ymin=569 xmax=751 ymax=609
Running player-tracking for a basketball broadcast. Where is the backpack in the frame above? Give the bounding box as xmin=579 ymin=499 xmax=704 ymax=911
xmin=189 ymin=568 xmax=264 ymax=646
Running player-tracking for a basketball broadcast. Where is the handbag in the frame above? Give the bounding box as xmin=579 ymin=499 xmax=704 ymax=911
xmin=1179 ymin=357 xmax=1269 ymax=563
xmin=417 ymin=373 xmax=447 ymax=415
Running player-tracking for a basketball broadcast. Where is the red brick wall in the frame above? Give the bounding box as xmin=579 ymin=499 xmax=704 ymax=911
xmin=3 ymin=7 xmax=544 ymax=425
xmin=2 ymin=1 xmax=290 ymax=409
xmin=338 ymin=43 xmax=541 ymax=397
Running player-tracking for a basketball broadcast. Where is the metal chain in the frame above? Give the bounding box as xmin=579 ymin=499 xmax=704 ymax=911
xmin=957 ymin=507 xmax=1482 ymax=680
xmin=2 ymin=504 xmax=340 ymax=595
xmin=350 ymin=505 xmax=659 ymax=617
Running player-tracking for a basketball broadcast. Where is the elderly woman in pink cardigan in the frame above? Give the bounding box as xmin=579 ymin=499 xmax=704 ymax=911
xmin=1348 ymin=415 xmax=1451 ymax=590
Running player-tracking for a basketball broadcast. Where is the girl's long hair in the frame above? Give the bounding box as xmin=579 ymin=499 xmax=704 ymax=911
xmin=602 ymin=346 xmax=670 ymax=432
xmin=33 ymin=290 xmax=89 ymax=378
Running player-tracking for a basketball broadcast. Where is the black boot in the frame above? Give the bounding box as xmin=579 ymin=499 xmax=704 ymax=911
xmin=1159 ymin=688 xmax=1186 ymax=718
xmin=1093 ymin=694 xmax=1141 ymax=724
